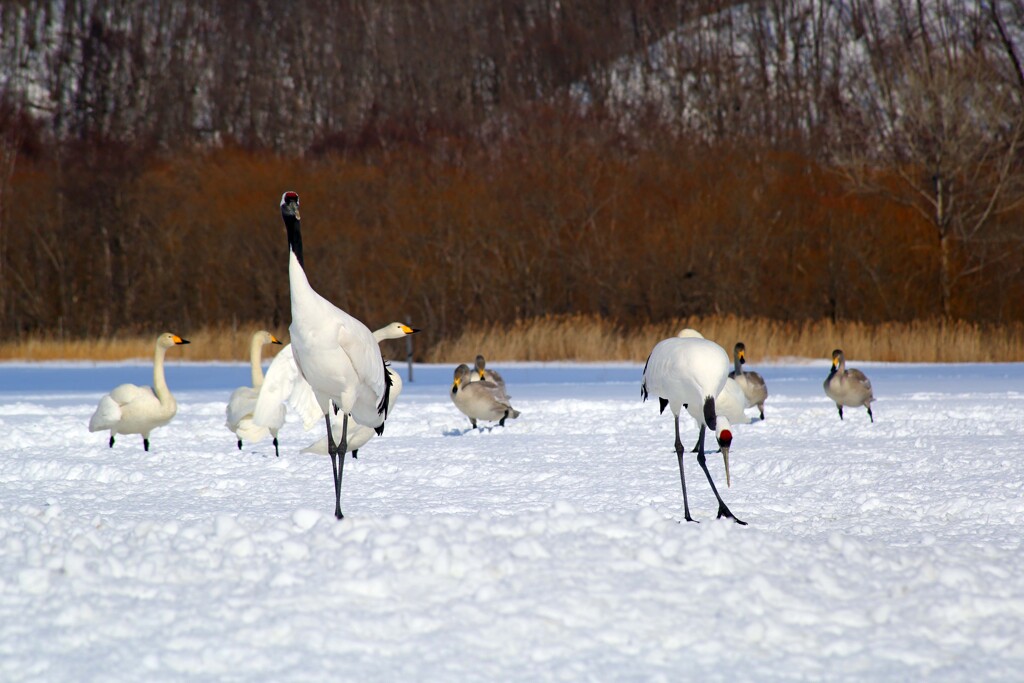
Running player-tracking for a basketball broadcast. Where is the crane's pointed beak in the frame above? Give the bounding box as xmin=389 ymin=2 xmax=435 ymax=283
xmin=718 ymin=427 xmax=733 ymax=487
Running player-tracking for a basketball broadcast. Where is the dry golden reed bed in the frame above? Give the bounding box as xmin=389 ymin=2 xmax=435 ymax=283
xmin=2 ymin=316 xmax=1022 ymax=363
xmin=428 ymin=315 xmax=1024 ymax=364
xmin=0 ymin=327 xmax=287 ymax=363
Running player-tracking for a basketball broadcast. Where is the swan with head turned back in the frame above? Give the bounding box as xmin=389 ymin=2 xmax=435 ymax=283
xmin=88 ymin=332 xmax=190 ymax=452
xmin=226 ymin=330 xmax=283 ymax=456
xmin=279 ymin=191 xmax=392 ymax=519
xmin=641 ymin=328 xmax=745 ymax=524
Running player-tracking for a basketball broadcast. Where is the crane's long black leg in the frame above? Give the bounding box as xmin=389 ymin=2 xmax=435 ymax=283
xmin=325 ymin=415 xmax=344 ymax=520
xmin=335 ymin=414 xmax=349 ymax=519
xmin=695 ymin=437 xmax=746 ymax=525
xmin=674 ymin=415 xmax=696 ymax=523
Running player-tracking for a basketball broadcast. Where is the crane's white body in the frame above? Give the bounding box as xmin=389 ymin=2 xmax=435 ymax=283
xmin=643 ymin=332 xmax=730 ymax=419
xmin=287 ymin=250 xmax=387 ymax=428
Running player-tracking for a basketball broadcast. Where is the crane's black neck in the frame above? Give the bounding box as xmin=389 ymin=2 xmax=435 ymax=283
xmin=282 ymin=213 xmax=304 ymax=268
xmin=703 ymin=396 xmax=717 ymax=432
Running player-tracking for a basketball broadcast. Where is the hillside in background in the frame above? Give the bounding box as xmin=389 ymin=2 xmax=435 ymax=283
xmin=1 ymin=0 xmax=1022 ymax=348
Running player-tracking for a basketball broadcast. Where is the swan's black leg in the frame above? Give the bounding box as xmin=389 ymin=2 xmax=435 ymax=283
xmin=237 ymin=439 xmax=242 ymax=450
xmin=273 ymin=437 xmax=279 ymax=457
xmin=109 ymin=436 xmax=115 ymax=448
xmin=143 ymin=438 xmax=150 ymax=452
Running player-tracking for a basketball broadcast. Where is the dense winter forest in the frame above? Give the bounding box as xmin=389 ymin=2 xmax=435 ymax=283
xmin=1 ymin=0 xmax=1023 ymax=346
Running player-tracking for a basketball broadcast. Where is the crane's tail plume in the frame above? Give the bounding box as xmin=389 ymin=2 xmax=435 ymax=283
xmin=374 ymin=360 xmax=394 ymax=436
xmin=640 ymin=354 xmax=651 ymax=400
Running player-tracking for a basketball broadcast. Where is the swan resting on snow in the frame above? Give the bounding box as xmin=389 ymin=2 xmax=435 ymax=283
xmin=88 ymin=332 xmax=190 ymax=452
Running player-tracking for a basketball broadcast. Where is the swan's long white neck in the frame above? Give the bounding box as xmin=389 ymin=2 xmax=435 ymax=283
xmin=152 ymin=343 xmax=174 ymax=407
xmin=733 ymin=354 xmax=744 ymax=376
xmin=250 ymin=336 xmax=266 ymax=388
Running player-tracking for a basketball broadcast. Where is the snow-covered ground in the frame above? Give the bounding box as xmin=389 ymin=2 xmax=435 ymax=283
xmin=2 ymin=359 xmax=1023 ymax=681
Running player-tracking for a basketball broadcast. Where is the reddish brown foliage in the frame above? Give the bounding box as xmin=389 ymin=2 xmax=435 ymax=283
xmin=4 ymin=133 xmax=1022 ymax=349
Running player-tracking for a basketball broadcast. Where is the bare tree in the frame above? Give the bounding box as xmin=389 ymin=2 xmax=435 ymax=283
xmin=835 ymin=0 xmax=1024 ymax=318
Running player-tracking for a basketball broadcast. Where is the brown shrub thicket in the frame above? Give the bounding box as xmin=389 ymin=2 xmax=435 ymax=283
xmin=3 ymin=0 xmax=1023 ymax=354
xmin=4 ymin=130 xmax=1023 ymax=354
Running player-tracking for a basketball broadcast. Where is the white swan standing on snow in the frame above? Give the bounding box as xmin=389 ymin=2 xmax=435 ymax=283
xmin=225 ymin=330 xmax=283 ymax=455
xmin=280 ymin=191 xmax=391 ymax=519
xmin=88 ymin=332 xmax=190 ymax=452
xmin=252 ymin=322 xmax=420 ymax=458
xmin=641 ymin=328 xmax=745 ymax=524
